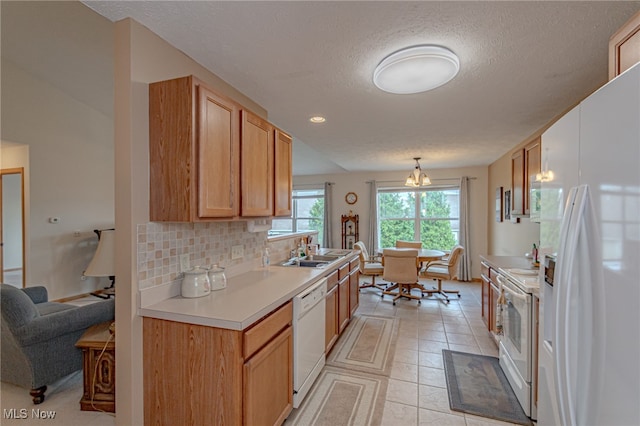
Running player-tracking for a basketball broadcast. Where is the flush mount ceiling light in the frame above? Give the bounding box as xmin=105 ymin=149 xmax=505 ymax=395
xmin=373 ymin=45 xmax=460 ymax=94
xmin=309 ymin=116 xmax=326 ymax=123
xmin=405 ymin=157 xmax=432 ymax=187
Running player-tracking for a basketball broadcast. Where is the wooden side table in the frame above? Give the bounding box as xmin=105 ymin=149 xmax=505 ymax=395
xmin=75 ymin=321 xmax=116 ymax=412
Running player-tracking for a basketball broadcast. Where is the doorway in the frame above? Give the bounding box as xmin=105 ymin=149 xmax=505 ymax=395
xmin=1 ymin=168 xmax=26 ymax=287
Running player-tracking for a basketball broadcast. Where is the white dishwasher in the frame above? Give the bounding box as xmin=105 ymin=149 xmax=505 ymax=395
xmin=293 ymin=277 xmax=326 ymax=408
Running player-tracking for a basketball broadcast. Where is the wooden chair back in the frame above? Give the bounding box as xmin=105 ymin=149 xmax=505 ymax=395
xmin=395 ymin=240 xmax=422 ymax=249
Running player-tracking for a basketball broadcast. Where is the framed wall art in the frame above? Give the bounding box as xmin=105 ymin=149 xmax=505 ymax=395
xmin=496 ymin=186 xmax=503 ymax=222
xmin=504 ymin=189 xmax=511 ymax=221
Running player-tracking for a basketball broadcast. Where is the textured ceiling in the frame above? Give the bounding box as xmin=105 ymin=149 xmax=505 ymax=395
xmin=82 ymin=1 xmax=640 ymax=175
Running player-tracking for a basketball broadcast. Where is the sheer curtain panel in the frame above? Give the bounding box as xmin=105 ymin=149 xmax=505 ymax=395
xmin=323 ymin=182 xmax=333 ymax=248
xmin=459 ymin=176 xmax=472 ymax=281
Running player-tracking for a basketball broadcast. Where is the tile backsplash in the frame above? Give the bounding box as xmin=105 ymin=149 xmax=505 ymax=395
xmin=137 ymin=221 xmax=267 ymax=289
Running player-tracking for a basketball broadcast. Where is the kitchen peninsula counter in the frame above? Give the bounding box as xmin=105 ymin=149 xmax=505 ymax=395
xmin=142 ymin=250 xmax=359 ymax=425
xmin=139 ymin=251 xmax=357 ymax=331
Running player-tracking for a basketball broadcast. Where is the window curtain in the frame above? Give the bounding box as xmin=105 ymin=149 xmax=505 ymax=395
xmin=323 ymin=182 xmax=333 ymax=248
xmin=459 ymin=176 xmax=472 ymax=281
xmin=368 ymin=180 xmax=378 ymax=252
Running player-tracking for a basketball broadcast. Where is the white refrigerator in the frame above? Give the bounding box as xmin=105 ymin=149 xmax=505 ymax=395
xmin=537 ymin=62 xmax=640 ymax=426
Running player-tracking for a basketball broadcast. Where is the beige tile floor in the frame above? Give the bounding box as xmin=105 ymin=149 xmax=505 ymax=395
xmin=355 ymin=279 xmax=526 ymax=426
xmin=1 ymin=280 xmax=524 ymax=426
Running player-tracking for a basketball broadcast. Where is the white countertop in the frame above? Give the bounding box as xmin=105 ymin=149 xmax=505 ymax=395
xmin=139 ymin=253 xmax=356 ymax=331
xmin=480 ymin=255 xmax=541 ymax=296
xmin=499 ymin=267 xmax=541 ymax=295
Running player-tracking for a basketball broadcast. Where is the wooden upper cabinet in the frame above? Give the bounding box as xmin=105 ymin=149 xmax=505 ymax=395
xmin=274 ymin=129 xmax=293 ymax=217
xmin=510 ymin=137 xmax=541 ymax=217
xmin=511 ymin=148 xmax=525 ymax=216
xmin=241 ymin=110 xmax=274 ymax=216
xmin=524 ymin=137 xmax=541 ymax=215
xmin=149 ymin=76 xmax=239 ymax=221
xmin=150 ymin=76 xmax=293 ymax=221
xmin=199 ymin=86 xmax=240 ymax=218
xmin=609 ymin=10 xmax=640 ymax=80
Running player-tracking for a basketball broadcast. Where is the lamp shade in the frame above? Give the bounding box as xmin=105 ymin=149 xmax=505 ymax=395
xmin=85 ymin=229 xmax=115 ymax=277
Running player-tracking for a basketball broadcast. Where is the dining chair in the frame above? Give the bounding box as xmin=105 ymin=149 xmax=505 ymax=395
xmin=381 ymin=248 xmax=422 ymax=305
xmin=395 ymin=240 xmax=428 ymax=271
xmin=353 ymin=241 xmax=385 ymax=291
xmin=421 ymin=245 xmax=465 ymax=302
xmin=395 ymin=240 xmax=422 ymax=249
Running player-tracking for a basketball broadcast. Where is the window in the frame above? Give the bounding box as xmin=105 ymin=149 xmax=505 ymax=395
xmin=270 ymin=189 xmax=325 ymax=244
xmin=378 ymin=187 xmax=459 ymax=250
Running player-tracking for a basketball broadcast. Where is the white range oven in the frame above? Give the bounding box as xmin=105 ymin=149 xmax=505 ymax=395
xmin=496 ymin=269 xmax=539 ymax=420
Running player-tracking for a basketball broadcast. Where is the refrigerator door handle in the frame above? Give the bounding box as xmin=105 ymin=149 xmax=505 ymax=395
xmin=576 ymin=186 xmax=607 ymax=423
xmin=554 ymin=186 xmax=581 ymax=426
xmin=554 ymin=185 xmax=606 ymax=426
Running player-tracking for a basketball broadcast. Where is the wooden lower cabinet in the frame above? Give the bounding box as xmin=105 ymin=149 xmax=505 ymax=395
xmin=143 ymin=301 xmax=292 ymax=426
xmin=244 ymin=326 xmax=293 ymax=426
xmin=325 ymin=284 xmax=339 ymax=354
xmin=349 ymin=269 xmax=359 ymax=316
xmin=338 ymin=276 xmax=350 ymax=333
xmin=481 ymin=275 xmax=490 ymax=329
xmin=480 ymin=261 xmax=491 ymax=329
xmin=489 ymin=281 xmax=499 ymax=334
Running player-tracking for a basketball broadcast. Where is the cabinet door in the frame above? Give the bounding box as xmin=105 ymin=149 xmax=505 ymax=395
xmin=609 ymin=10 xmax=640 ymax=80
xmin=490 ymin=283 xmax=499 ymax=334
xmin=244 ymin=326 xmax=293 ymax=426
xmin=325 ymin=285 xmax=338 ymax=353
xmin=481 ymin=275 xmax=490 ymax=329
xmin=511 ymin=148 xmax=525 ymax=216
xmin=349 ymin=270 xmax=359 ymax=317
xmin=524 ymin=137 xmax=541 ymax=215
xmin=338 ymin=277 xmax=350 ymax=333
xmin=241 ymin=110 xmax=274 ymax=216
xmin=274 ymin=129 xmax=292 ymax=217
xmin=198 ymin=84 xmax=240 ymax=218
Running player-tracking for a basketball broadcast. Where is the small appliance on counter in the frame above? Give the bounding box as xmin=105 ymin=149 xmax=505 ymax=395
xmin=181 ymin=267 xmax=211 ymax=298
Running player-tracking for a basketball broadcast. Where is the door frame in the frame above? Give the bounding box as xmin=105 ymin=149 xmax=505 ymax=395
xmin=1 ymin=167 xmax=26 ymax=287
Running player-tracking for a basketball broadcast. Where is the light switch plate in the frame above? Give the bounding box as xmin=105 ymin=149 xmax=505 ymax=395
xmin=231 ymin=245 xmax=244 ymax=259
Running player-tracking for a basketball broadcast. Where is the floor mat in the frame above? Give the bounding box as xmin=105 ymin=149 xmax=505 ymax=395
xmin=284 ymin=366 xmax=388 ymax=426
xmin=325 ymin=314 xmax=398 ymax=376
xmin=442 ymin=349 xmax=532 ymax=425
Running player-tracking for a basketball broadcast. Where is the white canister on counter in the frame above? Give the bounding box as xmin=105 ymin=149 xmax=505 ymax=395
xmin=181 ymin=267 xmax=211 ymax=298
xmin=208 ymin=264 xmax=227 ymax=291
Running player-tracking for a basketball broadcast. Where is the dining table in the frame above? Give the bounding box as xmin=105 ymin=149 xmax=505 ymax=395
xmin=379 ymin=248 xmax=446 ymax=263
xmin=378 ymin=248 xmax=447 ymax=300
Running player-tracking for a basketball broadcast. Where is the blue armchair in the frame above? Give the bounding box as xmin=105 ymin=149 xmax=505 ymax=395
xmin=0 ymin=284 xmax=115 ymax=404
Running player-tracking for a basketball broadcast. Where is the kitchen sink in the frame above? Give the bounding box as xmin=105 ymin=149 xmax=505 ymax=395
xmin=306 ymin=254 xmax=343 ymax=262
xmin=278 ymin=259 xmax=330 ymax=268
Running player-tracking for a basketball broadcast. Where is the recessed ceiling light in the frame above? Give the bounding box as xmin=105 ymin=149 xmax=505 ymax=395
xmin=373 ymin=45 xmax=460 ymax=94
xmin=309 ymin=116 xmax=326 ymax=123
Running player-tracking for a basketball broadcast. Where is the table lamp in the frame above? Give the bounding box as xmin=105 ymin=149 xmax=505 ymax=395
xmin=84 ymin=228 xmax=115 ymax=299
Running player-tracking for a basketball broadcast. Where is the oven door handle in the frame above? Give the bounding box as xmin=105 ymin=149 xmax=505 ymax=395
xmin=496 ymin=274 xmax=528 ymax=301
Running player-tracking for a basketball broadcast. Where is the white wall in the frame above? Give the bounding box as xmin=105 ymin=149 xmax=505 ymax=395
xmin=1 ymin=2 xmax=115 ymax=299
xmin=294 ymin=165 xmax=489 ymax=279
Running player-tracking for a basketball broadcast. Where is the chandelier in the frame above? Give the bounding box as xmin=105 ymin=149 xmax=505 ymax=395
xmin=405 ymin=157 xmax=432 ymax=187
